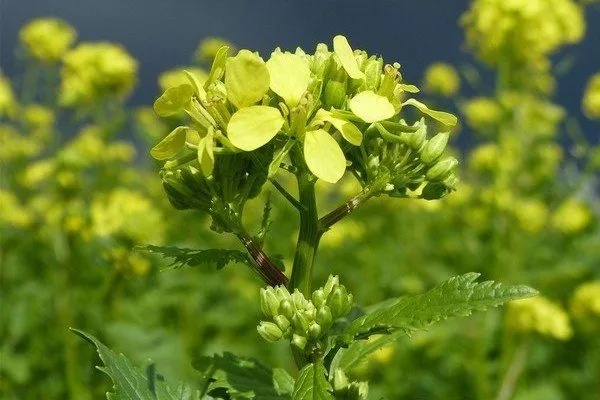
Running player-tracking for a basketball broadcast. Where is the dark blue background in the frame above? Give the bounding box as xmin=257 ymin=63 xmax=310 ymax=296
xmin=2 ymin=0 xmax=599 ymax=141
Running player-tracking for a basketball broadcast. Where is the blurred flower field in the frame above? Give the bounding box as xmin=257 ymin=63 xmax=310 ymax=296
xmin=1 ymin=0 xmax=599 ymax=399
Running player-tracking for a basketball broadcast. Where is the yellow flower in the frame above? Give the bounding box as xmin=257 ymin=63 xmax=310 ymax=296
xmin=582 ymin=72 xmax=600 ymax=119
xmin=59 ymin=42 xmax=138 ymax=107
xmin=0 ymin=190 xmax=33 ymax=228
xmin=134 ymin=107 xmax=169 ymax=141
xmin=462 ymin=97 xmax=502 ymax=132
xmin=195 ymin=37 xmax=236 ymax=64
xmin=0 ymin=73 xmax=17 ymax=118
xmin=462 ymin=0 xmax=585 ymax=66
xmin=158 ymin=67 xmax=207 ymax=91
xmin=23 ymin=104 xmax=55 ymax=128
xmin=423 ymin=63 xmax=461 ymax=97
xmin=468 ymin=143 xmax=499 ymax=173
xmin=506 ymin=296 xmax=573 ymax=340
xmin=570 ymin=281 xmax=600 ymax=330
xmin=513 ymin=198 xmax=548 ymax=233
xmin=20 ymin=159 xmax=56 ymax=187
xmin=0 ymin=125 xmax=42 ymax=161
xmin=550 ymin=199 xmax=591 ymax=234
xmin=19 ymin=18 xmax=76 ymax=63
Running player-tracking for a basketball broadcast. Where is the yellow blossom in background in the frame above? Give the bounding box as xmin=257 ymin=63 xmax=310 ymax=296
xmin=582 ymin=72 xmax=600 ymax=119
xmin=462 ymin=0 xmax=585 ymax=66
xmin=19 ymin=17 xmax=76 ymax=63
xmin=0 ymin=191 xmax=33 ymax=228
xmin=59 ymin=42 xmax=138 ymax=107
xmin=570 ymin=281 xmax=600 ymax=330
xmin=20 ymin=159 xmax=56 ymax=188
xmin=195 ymin=37 xmax=236 ymax=64
xmin=158 ymin=67 xmax=207 ymax=91
xmin=462 ymin=97 xmax=502 ymax=132
xmin=320 ymin=220 xmax=366 ymax=248
xmin=134 ymin=107 xmax=169 ymax=142
xmin=0 ymin=125 xmax=42 ymax=161
xmin=468 ymin=143 xmax=499 ymax=173
xmin=513 ymin=198 xmax=548 ymax=233
xmin=107 ymin=247 xmax=151 ymax=276
xmin=423 ymin=62 xmax=461 ymax=97
xmin=90 ymin=189 xmax=164 ymax=244
xmin=550 ymin=199 xmax=591 ymax=235
xmin=23 ymin=104 xmax=55 ymax=128
xmin=0 ymin=73 xmax=17 ymax=118
xmin=366 ymin=335 xmax=396 ymax=364
xmin=506 ymin=296 xmax=573 ymax=340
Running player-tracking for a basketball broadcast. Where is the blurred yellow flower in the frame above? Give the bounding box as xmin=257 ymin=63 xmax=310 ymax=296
xmin=513 ymin=198 xmax=548 ymax=233
xmin=23 ymin=104 xmax=55 ymax=128
xmin=59 ymin=42 xmax=138 ymax=107
xmin=462 ymin=97 xmax=502 ymax=132
xmin=423 ymin=62 xmax=461 ymax=97
xmin=0 ymin=125 xmax=42 ymax=161
xmin=582 ymin=72 xmax=600 ymax=119
xmin=506 ymin=296 xmax=573 ymax=340
xmin=195 ymin=37 xmax=236 ymax=64
xmin=550 ymin=199 xmax=591 ymax=235
xmin=158 ymin=67 xmax=207 ymax=91
xmin=468 ymin=143 xmax=499 ymax=173
xmin=0 ymin=191 xmax=33 ymax=228
xmin=134 ymin=107 xmax=169 ymax=141
xmin=20 ymin=159 xmax=56 ymax=188
xmin=0 ymin=73 xmax=17 ymax=118
xmin=19 ymin=18 xmax=76 ymax=63
xmin=462 ymin=0 xmax=585 ymax=66
xmin=570 ymin=281 xmax=600 ymax=329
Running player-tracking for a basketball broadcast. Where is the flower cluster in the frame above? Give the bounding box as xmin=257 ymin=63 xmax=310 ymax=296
xmin=506 ymin=296 xmax=572 ymax=340
xmin=462 ymin=0 xmax=585 ymax=66
xmin=550 ymin=198 xmax=592 ymax=235
xmin=257 ymin=275 xmax=353 ymax=357
xmin=570 ymin=281 xmax=600 ymax=330
xmin=59 ymin=42 xmax=138 ymax=107
xmin=19 ymin=17 xmax=76 ymax=63
xmin=423 ymin=62 xmax=461 ymax=97
xmin=582 ymin=72 xmax=600 ymax=119
xmin=0 ymin=73 xmax=17 ymax=118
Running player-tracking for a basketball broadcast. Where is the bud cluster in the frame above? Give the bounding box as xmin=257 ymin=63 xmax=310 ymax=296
xmin=257 ymin=276 xmax=353 ymax=357
xmin=331 ymin=369 xmax=369 ymax=400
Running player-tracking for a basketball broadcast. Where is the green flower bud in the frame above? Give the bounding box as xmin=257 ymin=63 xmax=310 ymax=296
xmin=426 ymin=156 xmax=458 ymax=182
xmin=328 ymin=286 xmax=348 ymax=318
xmin=303 ymin=304 xmax=317 ymax=320
xmin=260 ymin=287 xmax=280 ymax=318
xmin=316 ymin=305 xmax=333 ymax=330
xmin=312 ymin=289 xmax=326 ymax=308
xmin=291 ymin=334 xmax=307 ymax=350
xmin=257 ymin=321 xmax=283 ymax=342
xmin=442 ymin=173 xmax=460 ymax=190
xmin=274 ymin=286 xmax=291 ymax=302
xmin=291 ymin=289 xmax=308 ymax=310
xmin=292 ymin=311 xmax=311 ymax=333
xmin=307 ymin=322 xmax=322 ymax=339
xmin=364 ymin=56 xmax=383 ymax=90
xmin=421 ymin=182 xmax=448 ymax=200
xmin=312 ymin=43 xmax=331 ymax=77
xmin=324 ymin=80 xmax=347 ymax=109
xmin=279 ymin=299 xmax=295 ymax=320
xmin=323 ymin=275 xmax=340 ymax=298
xmin=400 ymin=122 xmax=427 ymax=150
xmin=420 ymin=132 xmax=449 ymax=165
xmin=273 ymin=315 xmax=290 ymax=334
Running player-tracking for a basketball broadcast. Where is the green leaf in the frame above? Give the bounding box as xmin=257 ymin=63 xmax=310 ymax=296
xmin=333 ymin=35 xmax=364 ymax=80
xmin=226 ymin=50 xmax=270 ymax=109
xmin=314 ymin=109 xmax=362 ymax=146
xmin=196 ymin=352 xmax=294 ymax=399
xmin=339 ymin=273 xmax=537 ymax=343
xmin=292 ymin=361 xmax=334 ymax=400
xmin=150 ymin=126 xmax=188 ymax=160
xmin=329 ymin=332 xmax=403 ymax=375
xmin=153 ymin=84 xmax=194 ymax=117
xmin=397 ymin=84 xmax=420 ymax=93
xmin=197 ymin=128 xmax=215 ymax=176
xmin=72 ymin=329 xmax=200 ymax=400
xmin=402 ymin=98 xmax=458 ymax=126
xmin=303 ymin=129 xmax=346 ymax=183
xmin=204 ymin=45 xmax=229 ymax=90
xmin=227 ymin=106 xmax=284 ymax=151
xmin=267 ymin=52 xmax=311 ymax=107
xmin=136 ymin=245 xmax=252 ymax=270
xmin=348 ymin=91 xmax=396 ymax=123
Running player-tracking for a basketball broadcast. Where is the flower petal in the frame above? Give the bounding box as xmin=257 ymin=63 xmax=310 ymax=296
xmin=225 ymin=50 xmax=270 ymax=109
xmin=333 ymin=35 xmax=365 ymax=80
xmin=304 ymin=129 xmax=346 ymax=183
xmin=227 ymin=106 xmax=284 ymax=151
xmin=153 ymin=84 xmax=194 ymax=117
xmin=150 ymin=126 xmax=188 ymax=160
xmin=402 ymin=98 xmax=458 ymax=126
xmin=266 ymin=52 xmax=311 ymax=107
xmin=348 ymin=90 xmax=396 ymax=123
xmin=314 ymin=109 xmax=362 ymax=145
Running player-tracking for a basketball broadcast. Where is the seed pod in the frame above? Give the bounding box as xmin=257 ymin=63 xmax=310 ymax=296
xmin=421 ymin=132 xmax=449 ymax=165
xmin=316 ymin=306 xmax=333 ymax=330
xmin=291 ymin=334 xmax=307 ymax=350
xmin=426 ymin=157 xmax=458 ymax=182
xmin=257 ymin=321 xmax=283 ymax=342
xmin=292 ymin=311 xmax=311 ymax=333
xmin=279 ymin=299 xmax=295 ymax=320
xmin=312 ymin=289 xmax=326 ymax=308
xmin=260 ymin=288 xmax=280 ymax=318
xmin=307 ymin=322 xmax=322 ymax=339
xmin=273 ymin=315 xmax=291 ymax=333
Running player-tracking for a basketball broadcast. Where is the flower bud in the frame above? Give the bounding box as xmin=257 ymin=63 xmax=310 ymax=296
xmin=257 ymin=321 xmax=283 ymax=342
xmin=328 ymin=286 xmax=348 ymax=318
xmin=291 ymin=289 xmax=308 ymax=310
xmin=273 ymin=315 xmax=291 ymax=333
xmin=274 ymin=286 xmax=291 ymax=302
xmin=323 ymin=80 xmax=347 ymax=109
xmin=400 ymin=122 xmax=427 ymax=150
xmin=307 ymin=322 xmax=322 ymax=339
xmin=363 ymin=57 xmax=383 ymax=90
xmin=323 ymin=275 xmax=340 ymax=298
xmin=260 ymin=288 xmax=280 ymax=318
xmin=312 ymin=289 xmax=326 ymax=308
xmin=426 ymin=157 xmax=458 ymax=182
xmin=421 ymin=182 xmax=448 ymax=200
xmin=421 ymin=132 xmax=449 ymax=165
xmin=292 ymin=311 xmax=311 ymax=333
xmin=312 ymin=43 xmax=331 ymax=77
xmin=442 ymin=174 xmax=460 ymax=190
xmin=316 ymin=305 xmax=333 ymax=330
xmin=291 ymin=334 xmax=307 ymax=350
xmin=279 ymin=299 xmax=295 ymax=320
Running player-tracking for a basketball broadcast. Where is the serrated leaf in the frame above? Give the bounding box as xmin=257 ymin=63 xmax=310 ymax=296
xmin=402 ymin=98 xmax=457 ymax=126
xmin=314 ymin=109 xmax=362 ymax=146
xmin=329 ymin=332 xmax=403 ymax=375
xmin=333 ymin=35 xmax=364 ymax=80
xmin=267 ymin=52 xmax=311 ymax=107
xmin=150 ymin=126 xmax=188 ymax=160
xmin=227 ymin=106 xmax=284 ymax=151
xmin=348 ymin=91 xmax=396 ymax=123
xmin=226 ymin=50 xmax=270 ymax=109
xmin=304 ymin=129 xmax=346 ymax=183
xmin=136 ymin=245 xmax=252 ymax=270
xmin=153 ymin=84 xmax=194 ymax=117
xmin=292 ymin=361 xmax=334 ymax=400
xmin=196 ymin=352 xmax=293 ymax=399
xmin=72 ymin=329 xmax=200 ymax=400
xmin=339 ymin=273 xmax=537 ymax=343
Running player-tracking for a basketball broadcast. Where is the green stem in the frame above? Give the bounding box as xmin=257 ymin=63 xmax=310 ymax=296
xmin=496 ymin=338 xmax=530 ymax=400
xmin=236 ymin=230 xmax=288 ymax=286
